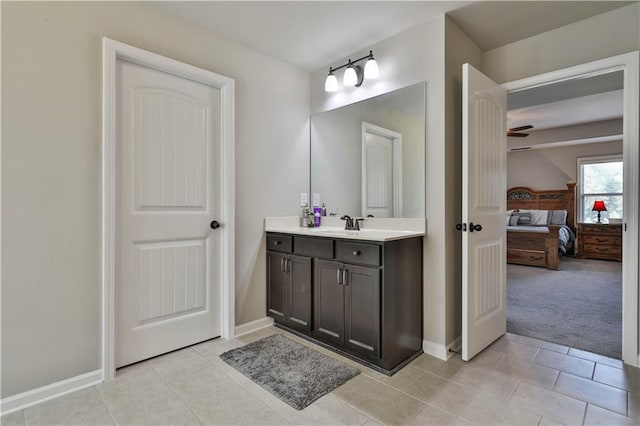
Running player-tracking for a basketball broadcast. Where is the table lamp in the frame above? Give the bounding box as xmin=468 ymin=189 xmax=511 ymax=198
xmin=592 ymin=200 xmax=607 ymax=224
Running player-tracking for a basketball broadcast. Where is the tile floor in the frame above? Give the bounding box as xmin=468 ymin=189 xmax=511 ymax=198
xmin=2 ymin=328 xmax=639 ymax=425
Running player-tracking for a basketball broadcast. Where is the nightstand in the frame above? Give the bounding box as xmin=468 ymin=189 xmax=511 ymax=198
xmin=576 ymin=223 xmax=622 ymax=261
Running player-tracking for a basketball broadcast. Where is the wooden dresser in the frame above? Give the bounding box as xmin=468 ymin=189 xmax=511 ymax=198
xmin=577 ymin=223 xmax=622 ymax=261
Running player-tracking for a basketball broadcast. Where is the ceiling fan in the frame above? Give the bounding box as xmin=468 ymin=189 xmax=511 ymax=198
xmin=507 ymin=125 xmax=533 ymax=137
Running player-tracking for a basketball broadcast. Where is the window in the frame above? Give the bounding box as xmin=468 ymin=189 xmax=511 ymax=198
xmin=577 ymin=155 xmax=623 ymax=223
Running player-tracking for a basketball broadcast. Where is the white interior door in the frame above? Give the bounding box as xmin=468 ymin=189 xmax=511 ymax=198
xmin=462 ymin=63 xmax=507 ymax=361
xmin=362 ymin=122 xmax=403 ymax=218
xmin=115 ymin=59 xmax=222 ymax=368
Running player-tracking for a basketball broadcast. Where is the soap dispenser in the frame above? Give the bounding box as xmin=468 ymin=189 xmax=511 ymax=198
xmin=301 ymin=203 xmax=310 ymax=227
xmin=313 ymin=206 xmax=322 ymax=227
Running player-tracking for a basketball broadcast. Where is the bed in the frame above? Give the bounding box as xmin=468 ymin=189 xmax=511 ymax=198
xmin=506 ymin=184 xmax=576 ymax=270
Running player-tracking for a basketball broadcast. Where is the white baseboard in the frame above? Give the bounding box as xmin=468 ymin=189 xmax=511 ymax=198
xmin=1 ymin=369 xmax=103 ymax=415
xmin=422 ymin=336 xmax=462 ymax=361
xmin=234 ymin=317 xmax=274 ymax=337
xmin=422 ymin=339 xmax=448 ymax=360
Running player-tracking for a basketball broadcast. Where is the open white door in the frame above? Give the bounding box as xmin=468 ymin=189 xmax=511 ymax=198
xmin=462 ymin=63 xmax=507 ymax=361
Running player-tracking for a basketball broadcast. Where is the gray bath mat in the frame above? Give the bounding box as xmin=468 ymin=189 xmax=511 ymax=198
xmin=219 ymin=334 xmax=360 ymax=410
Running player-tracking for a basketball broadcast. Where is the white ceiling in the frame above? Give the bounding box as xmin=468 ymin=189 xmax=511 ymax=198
xmin=152 ymin=1 xmax=630 ymax=145
xmin=447 ymin=1 xmax=633 ymax=51
xmin=152 ymin=1 xmax=472 ymax=72
xmin=508 ymin=90 xmax=623 ymax=131
xmin=151 ymin=1 xmax=633 ymax=72
xmin=507 ymin=70 xmax=624 ymax=131
xmin=508 ymin=71 xmax=624 ymax=110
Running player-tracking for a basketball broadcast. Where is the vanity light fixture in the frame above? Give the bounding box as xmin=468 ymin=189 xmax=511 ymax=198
xmin=324 ymin=50 xmax=379 ymax=92
xmin=324 ymin=70 xmax=338 ymax=92
xmin=343 ymin=60 xmax=359 ymax=86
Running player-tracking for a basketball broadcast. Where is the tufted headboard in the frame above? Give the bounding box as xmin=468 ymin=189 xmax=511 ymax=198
xmin=507 ymin=183 xmax=576 ymax=230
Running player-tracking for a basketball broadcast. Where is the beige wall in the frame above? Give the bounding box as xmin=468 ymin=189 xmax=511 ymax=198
xmin=1 ymin=1 xmax=309 ymax=398
xmin=311 ymin=18 xmax=449 ymax=352
xmin=310 ymin=16 xmax=483 ymax=355
xmin=483 ymin=3 xmax=640 ymax=83
xmin=508 ymin=141 xmax=623 ymax=190
xmin=444 ymin=17 xmax=483 ymax=348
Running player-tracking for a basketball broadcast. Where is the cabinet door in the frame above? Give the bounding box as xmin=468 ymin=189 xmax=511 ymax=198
xmin=266 ymin=251 xmax=287 ymax=323
xmin=286 ymin=254 xmax=312 ymax=332
xmin=344 ymin=264 xmax=380 ymax=358
xmin=314 ymin=259 xmax=344 ymax=345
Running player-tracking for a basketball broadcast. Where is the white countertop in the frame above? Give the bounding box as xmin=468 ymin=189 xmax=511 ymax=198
xmin=264 ymin=217 xmax=426 ymax=242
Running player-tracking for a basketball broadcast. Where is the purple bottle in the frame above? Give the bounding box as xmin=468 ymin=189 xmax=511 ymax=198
xmin=313 ymin=207 xmax=322 ymax=227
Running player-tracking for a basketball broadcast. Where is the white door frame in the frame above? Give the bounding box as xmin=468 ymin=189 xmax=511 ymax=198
xmin=101 ymin=37 xmax=236 ymax=381
xmin=501 ymin=51 xmax=639 ymax=366
xmin=361 ymin=122 xmax=403 ymax=217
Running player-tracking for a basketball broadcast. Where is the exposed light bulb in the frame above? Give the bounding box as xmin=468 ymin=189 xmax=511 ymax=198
xmin=364 ymin=58 xmax=379 ymax=79
xmin=343 ymin=65 xmax=357 ymax=86
xmin=324 ymin=73 xmax=338 ymax=92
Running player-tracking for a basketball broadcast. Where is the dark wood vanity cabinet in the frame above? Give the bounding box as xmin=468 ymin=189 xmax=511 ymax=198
xmin=266 ymin=251 xmax=287 ymax=322
xmin=314 ymin=260 xmax=381 ymax=360
xmin=266 ymin=232 xmax=423 ymax=374
xmin=313 ymin=259 xmax=345 ymax=345
xmin=266 ymin=235 xmax=312 ymax=333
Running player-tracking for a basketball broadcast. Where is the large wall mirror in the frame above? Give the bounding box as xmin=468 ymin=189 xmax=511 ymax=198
xmin=311 ymin=82 xmax=425 ymax=218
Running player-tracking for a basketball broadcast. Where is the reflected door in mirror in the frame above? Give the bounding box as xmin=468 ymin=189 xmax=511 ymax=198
xmin=362 ymin=122 xmax=402 ymax=218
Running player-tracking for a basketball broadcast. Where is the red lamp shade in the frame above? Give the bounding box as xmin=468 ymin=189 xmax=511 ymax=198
xmin=592 ymin=200 xmax=607 ymax=212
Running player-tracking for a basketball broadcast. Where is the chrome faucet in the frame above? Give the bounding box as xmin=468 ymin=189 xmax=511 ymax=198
xmin=341 ymin=215 xmax=364 ymax=231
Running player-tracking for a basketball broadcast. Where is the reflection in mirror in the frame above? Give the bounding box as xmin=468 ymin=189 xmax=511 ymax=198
xmin=311 ymin=82 xmax=425 ymax=218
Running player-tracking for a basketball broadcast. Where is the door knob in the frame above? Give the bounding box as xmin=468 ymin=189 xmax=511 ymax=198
xmin=210 ymin=220 xmax=221 ymax=230
xmin=455 ymin=223 xmax=467 ymax=232
xmin=469 ymin=223 xmax=483 ymax=232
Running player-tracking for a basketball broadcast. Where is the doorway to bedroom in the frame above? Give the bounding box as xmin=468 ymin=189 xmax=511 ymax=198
xmin=505 ymin=70 xmax=625 ymax=360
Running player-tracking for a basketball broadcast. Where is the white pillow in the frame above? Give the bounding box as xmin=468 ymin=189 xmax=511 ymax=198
xmin=548 ymin=210 xmax=568 ymax=225
xmin=519 ymin=209 xmax=549 ymax=225
xmin=509 ymin=215 xmax=521 ymax=226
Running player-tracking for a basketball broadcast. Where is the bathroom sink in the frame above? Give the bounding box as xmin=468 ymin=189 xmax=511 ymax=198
xmin=302 ymin=227 xmax=417 ymax=240
xmin=265 ymin=216 xmax=425 ymax=242
xmin=304 ymin=227 xmax=344 ymax=233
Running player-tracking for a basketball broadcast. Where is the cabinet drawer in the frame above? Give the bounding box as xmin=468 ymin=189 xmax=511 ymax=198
xmin=582 ymin=235 xmax=622 ymax=246
xmin=267 ymin=234 xmax=292 ymax=253
xmin=581 ymin=225 xmax=621 ymax=235
xmin=507 ymin=249 xmax=547 ymax=267
xmin=336 ymin=241 xmax=380 ymax=266
xmin=294 ymin=236 xmax=333 ymax=258
xmin=583 ymin=244 xmax=621 ymax=255
xmin=507 ymin=236 xmax=548 ymax=251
